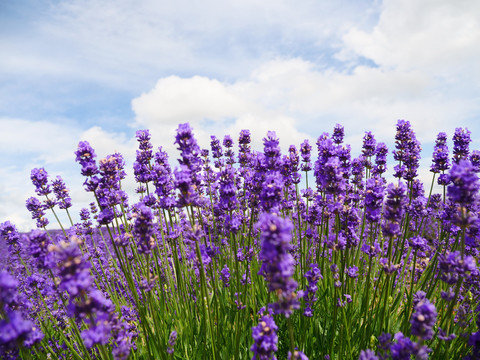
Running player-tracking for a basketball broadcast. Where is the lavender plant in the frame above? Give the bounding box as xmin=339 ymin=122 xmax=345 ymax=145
xmin=1 ymin=121 xmax=479 ymax=359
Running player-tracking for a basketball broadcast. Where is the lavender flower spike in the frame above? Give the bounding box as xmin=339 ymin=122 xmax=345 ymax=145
xmin=410 ymin=293 xmax=437 ymax=341
xmin=251 ymin=315 xmax=278 ymax=360
xmin=257 ymin=213 xmax=299 ymax=317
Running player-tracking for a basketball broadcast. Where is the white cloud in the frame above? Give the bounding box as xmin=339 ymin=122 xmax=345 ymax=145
xmin=341 ymin=0 xmax=480 ymax=76
xmin=0 ymin=0 xmax=378 ymax=90
xmin=133 ymin=76 xmax=251 ymax=126
xmin=131 ymin=70 xmax=314 ymax=158
xmin=0 ymin=118 xmax=80 ymax=164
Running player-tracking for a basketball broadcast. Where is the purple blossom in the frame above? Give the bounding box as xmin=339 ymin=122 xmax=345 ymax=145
xmin=211 ymin=135 xmax=223 ymax=159
xmin=51 ymin=239 xmax=92 ymax=296
xmin=26 ymin=197 xmax=49 ymax=228
xmin=372 ymin=142 xmax=388 ymax=177
xmin=251 ymin=315 xmax=278 ymax=360
xmin=316 ymin=156 xmax=346 ymax=195
xmin=75 ymin=141 xmax=99 ymax=177
xmin=260 ymin=172 xmax=284 ymax=212
xmin=0 ymin=271 xmax=43 ymax=354
xmin=263 ymin=131 xmax=282 ymax=171
xmin=257 ymin=213 xmax=299 ymax=317
xmin=30 ymin=168 xmax=51 ymax=196
xmin=362 ymin=131 xmax=376 ymax=161
xmin=361 ymin=242 xmax=382 ymax=258
xmin=447 ymin=160 xmax=480 ymax=207
xmin=431 ymin=132 xmax=450 ymax=174
xmin=0 ymin=221 xmax=20 ymax=248
xmin=393 ymin=120 xmax=421 ymax=181
xmin=81 ymin=313 xmax=111 ymax=347
xmin=346 ymin=266 xmax=359 ymax=278
xmin=300 ymin=140 xmax=312 ymax=172
xmin=132 ymin=203 xmax=155 ymax=254
xmin=288 ymin=350 xmax=309 ymax=360
xmin=167 ymin=330 xmax=177 ymax=354
xmin=438 ymin=251 xmax=476 ymax=284
xmin=332 ymin=124 xmax=344 ymax=145
xmin=389 ymin=332 xmax=416 ymax=360
xmin=408 ymin=236 xmax=428 ymax=252
xmin=0 ymin=311 xmax=39 ymax=355
xmin=452 ymin=127 xmax=471 ymax=164
xmin=470 ymin=150 xmax=480 ymax=172
xmin=175 ymin=123 xmax=203 ymax=188
xmin=133 ymin=130 xmax=154 ymax=184
xmin=382 ymin=182 xmax=407 ymax=238
xmin=223 ymin=135 xmax=235 ymax=165
xmin=152 ymin=146 xmax=175 ymax=210
xmin=174 ymin=165 xmax=199 ymax=207
xmin=51 ymin=176 xmax=72 ymax=209
xmin=303 ymin=264 xmax=322 ymax=317
xmin=364 ymin=177 xmax=385 ymax=223
xmin=410 ymin=294 xmax=437 ymax=340
xmin=28 ymin=230 xmax=51 ymax=270
xmin=238 ymin=129 xmax=252 ymax=169
xmin=219 ymin=166 xmax=238 ymax=211
xmin=358 ymin=349 xmax=379 ymax=360
xmin=220 ymin=264 xmax=231 ymax=288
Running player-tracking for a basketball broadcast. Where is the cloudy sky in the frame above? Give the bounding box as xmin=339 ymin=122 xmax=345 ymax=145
xmin=1 ymin=0 xmax=480 ymax=230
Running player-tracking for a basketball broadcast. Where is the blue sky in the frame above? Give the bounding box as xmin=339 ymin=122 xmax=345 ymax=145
xmin=1 ymin=0 xmax=480 ymax=230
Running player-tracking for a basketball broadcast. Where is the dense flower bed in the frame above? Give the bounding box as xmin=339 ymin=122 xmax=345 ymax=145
xmin=1 ymin=120 xmax=480 ymax=359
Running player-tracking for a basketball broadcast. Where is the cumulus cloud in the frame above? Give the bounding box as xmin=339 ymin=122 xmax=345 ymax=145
xmin=341 ymin=0 xmax=480 ymax=75
xmin=131 ymin=71 xmax=314 ymax=157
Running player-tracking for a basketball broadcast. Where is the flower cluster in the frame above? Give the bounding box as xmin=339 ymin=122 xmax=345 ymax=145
xmin=2 ymin=120 xmax=480 ymax=359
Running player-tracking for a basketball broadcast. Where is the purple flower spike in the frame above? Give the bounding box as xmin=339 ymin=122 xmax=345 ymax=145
xmin=238 ymin=129 xmax=252 ymax=168
xmin=263 ymin=131 xmax=282 ymax=171
xmin=362 ymin=131 xmax=376 ymax=159
xmin=453 ymin=127 xmax=471 ymax=164
xmin=393 ymin=120 xmax=421 ymax=181
xmin=439 ymin=251 xmax=476 ymax=284
xmin=300 ymin=140 xmax=312 ymax=172
xmin=358 ymin=349 xmax=379 ymax=360
xmin=390 ymin=332 xmax=416 ymax=360
xmin=382 ymin=182 xmax=407 ymax=238
xmin=470 ymin=150 xmax=480 ymax=172
xmin=0 ymin=221 xmax=20 ymax=247
xmin=332 ymin=124 xmax=344 ymax=145
xmin=30 ymin=168 xmax=51 ymax=196
xmin=26 ymin=197 xmax=49 ymax=228
xmin=257 ymin=213 xmax=299 ymax=317
xmin=251 ymin=315 xmax=278 ymax=360
xmin=132 ymin=204 xmax=155 ymax=255
xmin=447 ymin=160 xmax=480 ymax=207
xmin=372 ymin=142 xmax=388 ymax=177
xmin=303 ymin=264 xmax=322 ymax=317
xmin=52 ymin=176 xmax=72 ymax=209
xmin=431 ymin=132 xmax=450 ymax=174
xmin=288 ymin=350 xmax=309 ymax=360
xmin=410 ymin=294 xmax=437 ymax=340
xmin=75 ymin=141 xmax=99 ymax=177
xmin=175 ymin=123 xmax=203 ymax=187
xmin=167 ymin=330 xmax=177 ymax=354
xmin=220 ymin=265 xmax=231 ymax=288
xmin=364 ymin=177 xmax=385 ymax=223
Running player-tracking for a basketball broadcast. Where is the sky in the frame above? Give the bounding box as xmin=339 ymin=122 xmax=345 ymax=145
xmin=1 ymin=0 xmax=480 ymax=231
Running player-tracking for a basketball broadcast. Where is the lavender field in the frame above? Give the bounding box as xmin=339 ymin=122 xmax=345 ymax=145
xmin=1 ymin=120 xmax=480 ymax=359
